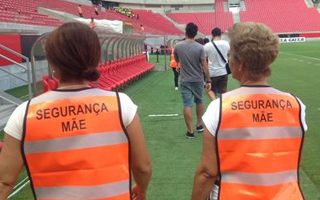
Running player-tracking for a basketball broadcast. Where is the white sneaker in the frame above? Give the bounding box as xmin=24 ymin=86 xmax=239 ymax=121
xmin=175 ymin=87 xmax=178 ymax=91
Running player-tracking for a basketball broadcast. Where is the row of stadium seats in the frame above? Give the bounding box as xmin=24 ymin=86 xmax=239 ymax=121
xmin=0 ymin=0 xmax=181 ymax=34
xmin=0 ymin=0 xmax=62 ymax=27
xmin=42 ymin=55 xmax=154 ymax=92
xmin=42 ymin=1 xmax=181 ymax=35
xmin=166 ymin=0 xmax=233 ymax=35
xmin=167 ymin=12 xmax=233 ymax=35
xmin=240 ymin=0 xmax=320 ymax=33
xmin=96 ymin=55 xmax=154 ymax=90
xmin=3 ymin=0 xmax=320 ymax=34
xmin=132 ymin=9 xmax=182 ymax=35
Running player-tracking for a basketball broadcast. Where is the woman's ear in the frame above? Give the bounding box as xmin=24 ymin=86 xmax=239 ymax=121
xmin=238 ymin=62 xmax=244 ymax=72
xmin=50 ymin=65 xmax=60 ymax=80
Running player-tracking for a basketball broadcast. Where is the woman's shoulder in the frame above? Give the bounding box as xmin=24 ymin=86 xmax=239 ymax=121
xmin=117 ymin=92 xmax=134 ymax=103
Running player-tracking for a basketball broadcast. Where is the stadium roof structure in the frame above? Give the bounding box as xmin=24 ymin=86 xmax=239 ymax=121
xmin=102 ymin=0 xmax=215 ymax=5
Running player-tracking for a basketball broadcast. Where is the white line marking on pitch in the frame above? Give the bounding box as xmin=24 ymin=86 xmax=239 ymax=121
xmin=13 ymin=177 xmax=28 ymax=190
xmin=8 ymin=180 xmax=30 ymax=199
xmin=148 ymin=114 xmax=179 ymax=117
xmin=19 ymin=94 xmax=29 ymax=99
xmin=281 ymin=52 xmax=320 ymax=61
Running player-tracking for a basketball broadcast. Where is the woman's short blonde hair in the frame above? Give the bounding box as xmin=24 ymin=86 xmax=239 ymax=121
xmin=228 ymin=22 xmax=279 ymax=81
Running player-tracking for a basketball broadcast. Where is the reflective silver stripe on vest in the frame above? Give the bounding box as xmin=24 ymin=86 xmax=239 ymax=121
xmin=223 ymin=87 xmax=286 ymax=98
xmin=218 ymin=127 xmax=302 ymax=140
xmin=30 ymin=88 xmax=116 ymax=105
xmin=35 ymin=179 xmax=129 ymax=199
xmin=222 ymin=170 xmax=297 ymax=186
xmin=24 ymin=132 xmax=127 ymax=153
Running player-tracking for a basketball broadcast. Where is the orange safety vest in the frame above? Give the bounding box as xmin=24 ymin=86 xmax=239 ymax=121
xmin=216 ymin=86 xmax=304 ymax=200
xmin=170 ymin=48 xmax=178 ymax=69
xmin=22 ymin=88 xmax=131 ymax=200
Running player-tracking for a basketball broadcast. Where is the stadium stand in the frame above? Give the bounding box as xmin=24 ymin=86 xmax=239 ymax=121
xmin=0 ymin=0 xmax=62 ymax=26
xmin=132 ymin=9 xmax=182 ymax=35
xmin=240 ymin=0 xmax=320 ymax=33
xmin=167 ymin=0 xmax=233 ymax=35
xmin=39 ymin=1 xmax=181 ymax=35
xmin=167 ymin=12 xmax=233 ymax=35
xmin=0 ymin=0 xmax=181 ymax=35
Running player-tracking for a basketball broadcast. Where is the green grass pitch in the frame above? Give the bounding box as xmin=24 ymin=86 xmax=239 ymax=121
xmin=3 ymin=41 xmax=320 ymax=199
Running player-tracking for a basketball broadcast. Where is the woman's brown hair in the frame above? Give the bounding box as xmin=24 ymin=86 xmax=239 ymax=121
xmin=45 ymin=22 xmax=101 ymax=82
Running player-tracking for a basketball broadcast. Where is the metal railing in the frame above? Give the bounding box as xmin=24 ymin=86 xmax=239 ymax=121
xmin=0 ymin=44 xmax=32 ymax=100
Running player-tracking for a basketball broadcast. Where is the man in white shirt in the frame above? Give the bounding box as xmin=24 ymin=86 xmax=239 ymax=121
xmin=204 ymin=27 xmax=230 ymax=97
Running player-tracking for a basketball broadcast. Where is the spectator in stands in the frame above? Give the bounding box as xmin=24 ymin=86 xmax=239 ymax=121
xmin=15 ymin=10 xmax=22 ymax=22
xmin=174 ymin=22 xmax=211 ymax=138
xmin=204 ymin=27 xmax=230 ymax=97
xmin=0 ymin=22 xmax=152 ymax=200
xmin=192 ymin=22 xmax=306 ymax=200
xmin=140 ymin=24 xmax=145 ymax=32
xmin=94 ymin=5 xmax=99 ymax=16
xmin=78 ymin=4 xmax=83 ymax=17
xmin=89 ymin=17 xmax=96 ymax=29
xmin=136 ymin=14 xmax=140 ymax=20
xmin=114 ymin=7 xmax=134 ymax=18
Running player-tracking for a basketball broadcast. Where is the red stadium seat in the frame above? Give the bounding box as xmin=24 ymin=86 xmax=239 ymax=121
xmin=42 ymin=77 xmax=50 ymax=92
xmin=95 ymin=54 xmax=154 ymax=91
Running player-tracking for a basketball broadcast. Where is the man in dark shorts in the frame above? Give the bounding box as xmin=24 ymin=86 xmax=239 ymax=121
xmin=204 ymin=27 xmax=230 ymax=96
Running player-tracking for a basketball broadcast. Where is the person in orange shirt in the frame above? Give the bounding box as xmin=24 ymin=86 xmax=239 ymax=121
xmin=140 ymin=24 xmax=144 ymax=32
xmin=170 ymin=47 xmax=180 ymax=90
xmin=192 ymin=22 xmax=307 ymax=200
xmin=94 ymin=5 xmax=99 ymax=16
xmin=78 ymin=4 xmax=83 ymax=17
xmin=89 ymin=17 xmax=96 ymax=29
xmin=0 ymin=22 xmax=152 ymax=200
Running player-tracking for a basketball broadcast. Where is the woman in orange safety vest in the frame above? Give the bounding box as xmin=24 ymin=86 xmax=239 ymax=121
xmin=192 ymin=22 xmax=307 ymax=200
xmin=170 ymin=47 xmax=180 ymax=90
xmin=0 ymin=22 xmax=152 ymax=200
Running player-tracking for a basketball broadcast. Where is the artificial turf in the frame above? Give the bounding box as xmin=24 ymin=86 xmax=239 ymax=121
xmin=5 ymin=41 xmax=320 ymax=199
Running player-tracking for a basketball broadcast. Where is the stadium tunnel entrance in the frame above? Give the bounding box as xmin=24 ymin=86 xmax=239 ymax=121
xmin=143 ymin=35 xmax=182 ymax=71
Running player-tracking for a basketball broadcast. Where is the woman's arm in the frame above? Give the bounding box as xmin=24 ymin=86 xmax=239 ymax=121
xmin=192 ymin=129 xmax=218 ymax=200
xmin=126 ymin=114 xmax=152 ymax=200
xmin=0 ymin=134 xmax=24 ymax=200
